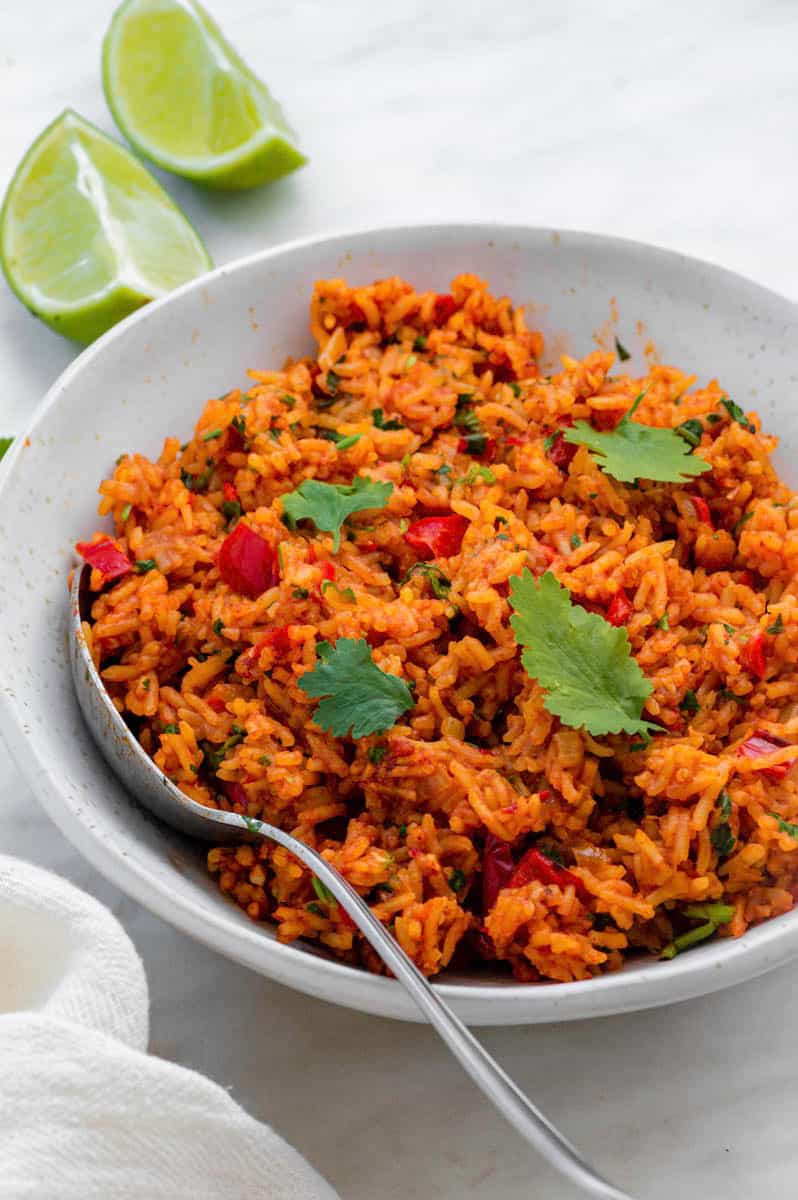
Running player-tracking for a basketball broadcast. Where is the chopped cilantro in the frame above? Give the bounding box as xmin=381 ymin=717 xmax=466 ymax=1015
xmin=221 ymin=499 xmax=242 ymax=525
xmin=142 ymin=678 xmax=151 ymax=691
xmin=306 ymin=902 xmax=324 ymax=916
xmin=509 ymin=382 xmax=521 ymax=397
xmin=371 ymin=408 xmax=403 ymax=431
xmin=368 ymin=744 xmax=387 ymax=764
xmin=733 ymin=510 xmax=754 ymax=537
xmin=767 ymin=614 xmax=785 ymax=635
xmin=398 ymin=824 xmax=408 ymax=838
xmin=181 ymin=463 xmax=214 ymax=492
xmin=458 ymin=431 xmax=490 ymax=455
xmin=565 ymin=393 xmax=712 ymax=483
xmin=336 ymin=434 xmax=362 ymax=452
xmin=299 ymin=638 xmax=414 ymax=737
xmin=722 ymin=624 xmax=736 ymax=637
xmin=204 ymin=726 xmax=246 ymax=772
xmin=657 ymin=613 xmax=669 ymax=630
xmin=509 ymin=570 xmax=657 ymax=736
xmin=710 ymin=823 xmax=736 ymax=858
xmin=161 ymin=723 xmax=179 ymax=735
xmin=258 ymin=755 xmax=272 ymax=766
xmin=120 ymin=503 xmax=132 ymax=522
xmin=629 ymin=741 xmax=649 ymax=753
xmin=435 ymin=464 xmax=453 ymax=483
xmin=771 ymin=813 xmax=798 ymax=841
xmin=281 ymin=395 xmax=296 ymax=409
xmin=720 ymin=398 xmax=755 ymax=432
xmin=719 ymin=688 xmax=745 ymax=704
xmin=614 ymin=336 xmax=631 ymax=362
xmin=449 ymin=868 xmax=466 ymax=892
xmin=213 ymin=618 xmax=224 ymax=636
xmin=680 ymin=690 xmax=699 ymax=715
xmin=676 ymin=418 xmax=704 ymax=448
xmin=413 ymin=334 xmax=427 ymax=352
xmin=403 ymin=562 xmax=452 ymax=599
xmin=201 ymin=427 xmax=223 ymax=442
xmin=570 ymin=534 xmax=582 ymax=549
xmin=543 ymin=433 xmax=557 ymax=453
xmin=321 ymin=580 xmax=356 ymax=602
xmin=405 ymin=354 xmax=417 ymax=370
xmin=281 ymin=476 xmax=394 ymax=551
xmin=312 ymin=876 xmax=336 ymax=905
xmin=134 ymin=559 xmax=157 ymax=573
xmin=292 ymin=586 xmax=310 ymax=599
xmin=458 ymin=464 xmax=496 ymax=486
xmin=325 ymin=370 xmax=341 ymax=397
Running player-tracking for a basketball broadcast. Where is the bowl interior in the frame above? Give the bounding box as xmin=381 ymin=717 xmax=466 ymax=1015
xmin=2 ymin=224 xmax=798 ymax=1024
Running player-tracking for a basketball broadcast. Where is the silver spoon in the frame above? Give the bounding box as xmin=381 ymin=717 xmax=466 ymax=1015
xmin=69 ymin=564 xmax=636 ymax=1200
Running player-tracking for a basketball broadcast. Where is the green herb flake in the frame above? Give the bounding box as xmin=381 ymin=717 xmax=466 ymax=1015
xmin=403 ymin=562 xmax=452 ymax=599
xmin=161 ymin=723 xmax=179 ymax=735
xmin=733 ymin=510 xmax=754 ymax=537
xmin=306 ymin=902 xmax=324 ymax=916
xmin=449 ymin=868 xmax=466 ymax=892
xmin=201 ymin=427 xmax=223 ymax=442
xmin=312 ymin=876 xmax=336 ymax=905
xmin=281 ymin=476 xmax=394 ymax=551
xmin=134 ymin=559 xmax=157 ymax=574
xmin=335 ymin=434 xmax=362 ymax=452
xmin=565 ymin=393 xmax=712 ymax=484
xmin=325 ymin=370 xmax=341 ymax=397
xmin=120 ymin=503 xmax=132 ymax=522
xmin=458 ymin=464 xmax=496 ymax=487
xmin=221 ymin=499 xmax=242 ymax=525
xmin=371 ymin=408 xmax=403 ymax=431
xmin=771 ymin=813 xmax=798 ymax=841
xmin=368 ymin=744 xmax=388 ymax=765
xmin=570 ymin=534 xmax=582 ymax=549
xmin=680 ymin=690 xmax=699 ymax=715
xmin=657 ymin=613 xmax=670 ymax=630
xmin=676 ymin=418 xmax=704 ymax=448
xmin=767 ymin=614 xmax=785 ymax=635
xmin=509 ymin=382 xmax=521 ymax=397
xmin=509 ymin=569 xmax=657 ymax=736
xmin=321 ymin=580 xmax=356 ymax=602
xmin=142 ymin=678 xmax=151 ymax=691
xmin=281 ymin=395 xmax=296 ymax=409
xmin=405 ymin=354 xmax=417 ymax=370
xmin=614 ymin=336 xmax=631 ymax=362
xmin=413 ymin=334 xmax=427 ymax=352
xmin=292 ymin=586 xmax=310 ymax=600
xmin=212 ymin=618 xmax=224 ymax=636
xmin=720 ymin=398 xmax=755 ymax=433
xmin=299 ymin=637 xmax=414 ymax=738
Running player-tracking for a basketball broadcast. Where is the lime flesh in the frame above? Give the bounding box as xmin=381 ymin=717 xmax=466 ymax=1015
xmin=103 ymin=0 xmax=307 ymax=189
xmin=0 ymin=110 xmax=212 ymax=344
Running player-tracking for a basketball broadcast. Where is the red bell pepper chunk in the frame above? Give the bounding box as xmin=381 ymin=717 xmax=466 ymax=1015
xmin=741 ymin=631 xmax=767 ymax=681
xmin=218 ymin=523 xmax=279 ymax=597
xmin=76 ymin=537 xmax=133 ymax=583
xmin=404 ymin=514 xmax=469 ymax=559
xmin=481 ymin=834 xmax=516 ymax=914
xmin=222 ymin=780 xmax=249 ymax=808
xmin=433 ymin=293 xmax=458 ymax=324
xmin=263 ymin=625 xmax=293 ymax=655
xmin=688 ymin=495 xmax=713 ymax=527
xmin=319 ymin=560 xmax=336 ymax=582
xmin=607 ymin=590 xmax=634 ymax=626
xmin=223 ymin=481 xmax=239 ymax=504
xmin=547 ymin=431 xmax=578 ymax=470
xmin=737 ymin=730 xmax=791 ymax=779
xmin=207 ymin=695 xmax=227 ymax=713
xmin=508 ymin=848 xmax=590 ymax=902
xmin=506 ymin=435 xmax=526 ymax=447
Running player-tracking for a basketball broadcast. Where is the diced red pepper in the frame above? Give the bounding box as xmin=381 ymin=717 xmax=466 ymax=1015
xmin=433 ymin=293 xmax=458 ymax=324
xmin=508 ymin=848 xmax=590 ymax=902
xmin=457 ymin=435 xmax=496 ymax=460
xmin=76 ymin=537 xmax=133 ymax=583
xmin=226 ymin=423 xmax=245 ymax=452
xmin=607 ymin=590 xmax=634 ymax=626
xmin=359 ymin=539 xmax=378 ymax=552
xmin=741 ymin=631 xmax=767 ymax=681
xmin=481 ymin=834 xmax=516 ymax=914
xmin=405 ymin=514 xmax=469 ymax=559
xmin=319 ymin=560 xmax=336 ymax=581
xmin=688 ymin=495 xmax=713 ymax=527
xmin=737 ymin=730 xmax=792 ymax=779
xmin=218 ymin=523 xmax=279 ymax=597
xmin=263 ymin=625 xmax=293 ymax=655
xmin=223 ymin=481 xmax=240 ymax=504
xmin=738 ymin=570 xmax=755 ymax=588
xmin=506 ymin=435 xmax=526 ymax=447
xmin=221 ymin=780 xmax=249 ymax=809
xmin=207 ymin=695 xmax=227 ymax=713
xmin=547 ymin=431 xmax=578 ymax=470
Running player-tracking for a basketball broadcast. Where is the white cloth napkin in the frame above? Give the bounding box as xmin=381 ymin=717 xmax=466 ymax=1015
xmin=0 ymin=855 xmax=339 ymax=1200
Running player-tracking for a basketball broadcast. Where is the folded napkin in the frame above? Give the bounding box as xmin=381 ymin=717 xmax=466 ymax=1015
xmin=0 ymin=855 xmax=339 ymax=1200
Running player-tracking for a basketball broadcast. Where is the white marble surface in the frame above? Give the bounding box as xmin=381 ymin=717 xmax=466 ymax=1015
xmin=2 ymin=2 xmax=798 ymax=1196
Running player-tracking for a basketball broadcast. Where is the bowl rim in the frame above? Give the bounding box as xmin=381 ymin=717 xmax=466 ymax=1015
xmin=2 ymin=220 xmax=798 ymax=1024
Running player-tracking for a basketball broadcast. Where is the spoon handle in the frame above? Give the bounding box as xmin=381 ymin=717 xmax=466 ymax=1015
xmin=257 ymin=819 xmax=637 ymax=1200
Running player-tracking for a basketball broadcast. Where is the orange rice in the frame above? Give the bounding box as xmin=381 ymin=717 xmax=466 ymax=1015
xmin=77 ymin=273 xmax=798 ymax=984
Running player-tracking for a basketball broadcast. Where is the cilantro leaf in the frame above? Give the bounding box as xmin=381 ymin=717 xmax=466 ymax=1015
xmin=509 ymin=570 xmax=657 ymax=736
xmin=281 ymin=476 xmax=393 ymax=551
xmin=299 ymin=638 xmax=414 ymax=737
xmin=771 ymin=813 xmax=798 ymax=841
xmin=614 ymin=336 xmax=631 ymax=362
xmin=564 ymin=393 xmax=712 ymax=484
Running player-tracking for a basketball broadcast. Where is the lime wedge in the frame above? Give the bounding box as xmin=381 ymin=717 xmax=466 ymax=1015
xmin=102 ymin=0 xmax=307 ymax=190
xmin=0 ymin=110 xmax=212 ymax=344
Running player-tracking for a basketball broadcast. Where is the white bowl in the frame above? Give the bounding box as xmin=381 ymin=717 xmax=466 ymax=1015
xmin=2 ymin=224 xmax=797 ymax=1025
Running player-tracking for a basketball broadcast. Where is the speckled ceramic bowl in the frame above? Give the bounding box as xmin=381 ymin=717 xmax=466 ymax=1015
xmin=1 ymin=224 xmax=797 ymax=1024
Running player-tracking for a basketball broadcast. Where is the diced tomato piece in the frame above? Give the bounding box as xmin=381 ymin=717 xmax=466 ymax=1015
xmin=508 ymin=848 xmax=590 ymax=902
xmin=738 ymin=570 xmax=755 ymax=588
xmin=741 ymin=631 xmax=767 ymax=681
xmin=359 ymin=540 xmax=378 ymax=552
xmin=607 ymin=590 xmax=634 ymax=626
xmin=737 ymin=730 xmax=791 ymax=779
xmin=207 ymin=695 xmax=227 ymax=713
xmin=218 ymin=523 xmax=279 ymax=597
xmin=539 ymin=543 xmax=558 ymax=564
xmin=223 ymin=481 xmax=240 ymax=504
xmin=547 ymin=431 xmax=578 ymax=469
xmin=404 ymin=514 xmax=469 ymax=559
xmin=319 ymin=560 xmax=336 ymax=581
xmin=222 ymin=780 xmax=249 ymax=808
xmin=592 ymin=409 xmax=626 ymax=431
xmin=481 ymin=834 xmax=516 ymax=914
xmin=491 ymin=361 xmax=516 ymax=384
xmin=76 ymin=537 xmax=133 ymax=583
xmin=506 ymin=435 xmax=526 ymax=447
xmin=688 ymin=495 xmax=713 ymax=527
xmin=433 ymin=293 xmax=458 ymax=324
xmin=263 ymin=625 xmax=293 ymax=655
